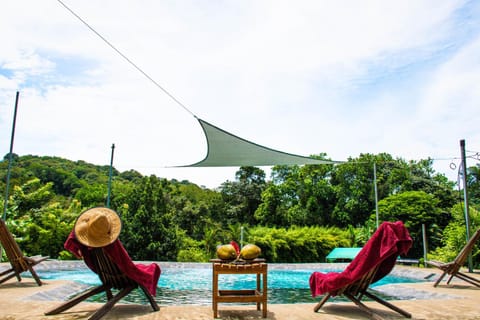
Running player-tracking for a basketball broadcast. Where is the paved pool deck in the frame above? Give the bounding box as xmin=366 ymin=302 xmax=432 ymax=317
xmin=1 ymin=260 xmax=480 ymax=319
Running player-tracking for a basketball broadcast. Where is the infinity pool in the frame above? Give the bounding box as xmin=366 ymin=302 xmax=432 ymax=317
xmin=33 ymin=263 xmax=423 ymax=305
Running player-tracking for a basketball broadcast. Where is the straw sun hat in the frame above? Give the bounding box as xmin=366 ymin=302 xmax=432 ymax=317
xmin=74 ymin=207 xmax=121 ymax=247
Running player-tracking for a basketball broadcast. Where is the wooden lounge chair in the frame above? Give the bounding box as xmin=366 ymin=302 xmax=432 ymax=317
xmin=309 ymin=221 xmax=413 ymax=320
xmin=45 ymin=247 xmax=160 ymax=320
xmin=427 ymin=228 xmax=480 ymax=288
xmin=0 ymin=218 xmax=49 ymax=286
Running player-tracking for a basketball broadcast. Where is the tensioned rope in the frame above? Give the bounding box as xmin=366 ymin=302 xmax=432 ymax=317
xmin=56 ymin=0 xmax=195 ymax=118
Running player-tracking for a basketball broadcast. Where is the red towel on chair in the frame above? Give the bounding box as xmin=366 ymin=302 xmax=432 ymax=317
xmin=309 ymin=221 xmax=412 ymax=297
xmin=65 ymin=231 xmax=161 ymax=296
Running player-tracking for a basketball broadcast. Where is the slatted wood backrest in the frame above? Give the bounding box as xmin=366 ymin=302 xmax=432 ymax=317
xmin=91 ymin=248 xmax=136 ymax=289
xmin=454 ymin=228 xmax=480 ymax=267
xmin=337 ymin=265 xmax=380 ymax=296
xmin=0 ymin=219 xmax=28 ymax=271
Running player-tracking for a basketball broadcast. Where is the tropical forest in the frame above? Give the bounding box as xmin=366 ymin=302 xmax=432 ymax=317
xmin=1 ymin=153 xmax=479 ymax=267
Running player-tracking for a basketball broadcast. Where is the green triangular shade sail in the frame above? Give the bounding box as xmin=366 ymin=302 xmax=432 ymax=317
xmin=181 ymin=118 xmax=340 ymax=167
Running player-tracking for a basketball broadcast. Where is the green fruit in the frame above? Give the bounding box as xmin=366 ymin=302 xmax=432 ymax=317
xmin=240 ymin=244 xmax=261 ymax=260
xmin=216 ymin=244 xmax=237 ymax=260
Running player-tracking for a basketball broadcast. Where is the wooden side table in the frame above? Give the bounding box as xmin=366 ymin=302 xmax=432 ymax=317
xmin=211 ymin=259 xmax=268 ymax=318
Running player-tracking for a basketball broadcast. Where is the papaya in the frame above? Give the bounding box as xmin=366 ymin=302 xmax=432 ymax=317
xmin=216 ymin=244 xmax=237 ymax=260
xmin=240 ymin=244 xmax=261 ymax=260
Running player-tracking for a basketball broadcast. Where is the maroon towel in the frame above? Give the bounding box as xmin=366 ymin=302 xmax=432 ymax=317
xmin=65 ymin=231 xmax=161 ymax=296
xmin=309 ymin=221 xmax=412 ymax=297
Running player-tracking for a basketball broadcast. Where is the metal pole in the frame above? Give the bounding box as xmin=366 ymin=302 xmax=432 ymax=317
xmin=2 ymin=91 xmax=20 ymax=221
xmin=460 ymin=139 xmax=472 ymax=272
xmin=373 ymin=162 xmax=379 ymax=229
xmin=1 ymin=91 xmax=20 ymax=262
xmin=106 ymin=143 xmax=115 ymax=208
xmin=240 ymin=226 xmax=244 ymax=249
xmin=422 ymin=224 xmax=428 ymax=267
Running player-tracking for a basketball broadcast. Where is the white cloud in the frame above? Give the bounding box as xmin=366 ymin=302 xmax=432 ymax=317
xmin=0 ymin=0 xmax=479 ymax=188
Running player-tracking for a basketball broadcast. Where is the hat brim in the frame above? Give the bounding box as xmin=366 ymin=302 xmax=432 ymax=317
xmin=74 ymin=207 xmax=122 ymax=247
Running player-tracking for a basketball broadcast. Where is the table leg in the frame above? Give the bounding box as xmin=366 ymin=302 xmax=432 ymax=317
xmin=256 ymin=273 xmax=261 ymax=311
xmin=263 ymin=271 xmax=267 ymax=317
xmin=213 ymin=267 xmax=218 ymax=318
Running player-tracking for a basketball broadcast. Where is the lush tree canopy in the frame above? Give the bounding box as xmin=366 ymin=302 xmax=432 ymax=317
xmin=0 ymin=153 xmax=478 ymax=267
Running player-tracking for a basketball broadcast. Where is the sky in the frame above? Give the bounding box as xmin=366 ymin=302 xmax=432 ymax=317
xmin=1 ymin=0 xmax=479 ymax=189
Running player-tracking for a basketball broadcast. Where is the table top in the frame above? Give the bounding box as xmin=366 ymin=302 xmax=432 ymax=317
xmin=210 ymin=258 xmax=266 ymax=265
xmin=211 ymin=259 xmax=267 ymax=273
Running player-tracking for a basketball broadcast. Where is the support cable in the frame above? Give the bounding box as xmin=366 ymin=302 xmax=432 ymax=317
xmin=56 ymin=0 xmax=195 ymax=118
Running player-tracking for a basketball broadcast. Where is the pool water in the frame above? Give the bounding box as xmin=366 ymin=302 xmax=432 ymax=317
xmin=35 ymin=266 xmax=421 ymax=305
